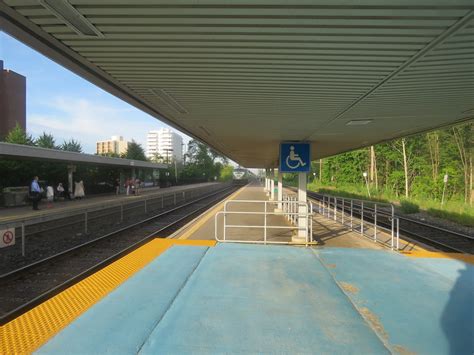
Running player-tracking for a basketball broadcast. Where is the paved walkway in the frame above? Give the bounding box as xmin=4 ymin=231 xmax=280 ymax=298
xmin=173 ymin=183 xmax=293 ymax=242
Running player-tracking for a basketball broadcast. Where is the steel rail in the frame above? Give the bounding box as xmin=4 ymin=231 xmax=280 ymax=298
xmin=0 ymin=185 xmax=234 ymax=280
xmin=303 ymin=189 xmax=473 ymax=253
xmin=0 ymin=185 xmax=238 ymax=325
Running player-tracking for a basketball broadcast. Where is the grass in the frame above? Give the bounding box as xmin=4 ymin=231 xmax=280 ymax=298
xmin=400 ymin=200 xmax=420 ymax=214
xmin=305 ymin=181 xmax=474 ymax=227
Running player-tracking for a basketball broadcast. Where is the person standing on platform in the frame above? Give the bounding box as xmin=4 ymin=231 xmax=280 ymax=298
xmin=57 ymin=183 xmax=65 ymax=199
xmin=74 ymin=180 xmax=85 ymax=200
xmin=30 ymin=176 xmax=42 ymax=210
xmin=114 ymin=178 xmax=120 ymax=195
xmin=125 ymin=178 xmax=131 ymax=196
xmin=135 ymin=178 xmax=140 ymax=196
xmin=46 ymin=184 xmax=54 ymax=208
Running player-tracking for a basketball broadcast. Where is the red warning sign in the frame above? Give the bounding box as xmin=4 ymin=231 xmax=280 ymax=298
xmin=0 ymin=228 xmax=15 ymax=248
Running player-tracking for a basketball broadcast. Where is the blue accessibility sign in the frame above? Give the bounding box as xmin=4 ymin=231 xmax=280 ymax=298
xmin=279 ymin=142 xmax=311 ymax=173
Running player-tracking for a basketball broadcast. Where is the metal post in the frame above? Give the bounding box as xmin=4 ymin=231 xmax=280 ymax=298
xmin=333 ymin=197 xmax=337 ymax=221
xmin=277 ymin=171 xmax=283 ymax=210
xmin=360 ymin=201 xmax=364 ymax=234
xmin=291 ymin=196 xmax=296 ymax=224
xmin=342 ymin=199 xmax=345 ymax=224
xmin=350 ymin=200 xmax=353 ymax=230
xmin=223 ymin=211 xmax=227 ymax=241
xmin=396 ymin=219 xmax=400 ymax=250
xmin=84 ymin=212 xmax=88 ymax=234
xmin=264 ymin=201 xmax=267 ymax=245
xmin=270 ymin=177 xmax=275 ymax=201
xmin=391 ymin=207 xmax=395 ymax=250
xmin=374 ymin=204 xmax=377 ymax=242
xmin=296 ymin=172 xmax=307 ymax=240
xmin=289 ymin=197 xmax=292 ymax=222
xmin=327 ymin=197 xmax=331 ymax=218
xmin=21 ymin=223 xmax=25 ymax=257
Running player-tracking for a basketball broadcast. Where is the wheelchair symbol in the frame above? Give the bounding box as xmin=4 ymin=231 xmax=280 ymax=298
xmin=285 ymin=145 xmax=307 ymax=169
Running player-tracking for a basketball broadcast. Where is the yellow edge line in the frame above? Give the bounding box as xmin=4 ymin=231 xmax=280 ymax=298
xmin=0 ymin=239 xmax=215 ymax=354
xmin=178 ymin=185 xmax=248 ymax=240
xmin=402 ymin=250 xmax=474 ymax=265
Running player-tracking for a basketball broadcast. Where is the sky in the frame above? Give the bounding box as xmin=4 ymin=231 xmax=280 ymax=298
xmin=0 ymin=31 xmax=191 ymax=154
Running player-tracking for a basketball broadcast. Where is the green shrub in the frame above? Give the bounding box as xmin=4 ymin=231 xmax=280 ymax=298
xmin=400 ymin=200 xmax=420 ymax=214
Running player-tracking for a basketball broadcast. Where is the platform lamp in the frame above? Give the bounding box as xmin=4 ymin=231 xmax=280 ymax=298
xmin=363 ymin=172 xmax=371 ymax=198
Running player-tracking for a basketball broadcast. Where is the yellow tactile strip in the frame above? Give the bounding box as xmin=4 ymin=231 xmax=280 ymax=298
xmin=402 ymin=250 xmax=474 ymax=265
xmin=0 ymin=238 xmax=216 ymax=354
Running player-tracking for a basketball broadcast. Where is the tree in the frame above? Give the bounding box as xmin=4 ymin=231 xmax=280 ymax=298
xmin=61 ymin=139 xmax=83 ymax=152
xmin=427 ymin=132 xmax=440 ymax=181
xmin=452 ymin=123 xmax=473 ymax=203
xmin=36 ymin=132 xmax=57 ymax=149
xmin=124 ymin=140 xmax=147 ymax=161
xmin=149 ymin=152 xmax=165 ymax=163
xmin=97 ymin=152 xmax=120 ymax=158
xmin=3 ymin=123 xmax=35 ymax=145
xmin=369 ymin=146 xmax=378 ymax=190
xmin=181 ymin=139 xmax=225 ymax=182
xmin=219 ymin=165 xmax=234 ymax=181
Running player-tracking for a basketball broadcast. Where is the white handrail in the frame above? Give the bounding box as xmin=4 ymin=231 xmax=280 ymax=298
xmin=313 ymin=193 xmax=399 ymax=250
xmin=215 ymin=199 xmax=313 ymax=246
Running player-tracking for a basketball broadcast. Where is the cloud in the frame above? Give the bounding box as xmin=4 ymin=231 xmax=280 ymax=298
xmin=28 ymin=96 xmax=188 ymax=153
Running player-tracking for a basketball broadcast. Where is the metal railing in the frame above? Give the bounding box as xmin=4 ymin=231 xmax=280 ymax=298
xmin=215 ymin=199 xmax=313 ymax=245
xmin=0 ymin=184 xmax=225 ymax=258
xmin=315 ymin=194 xmax=400 ymax=250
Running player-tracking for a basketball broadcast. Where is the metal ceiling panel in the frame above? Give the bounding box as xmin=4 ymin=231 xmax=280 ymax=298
xmin=1 ymin=0 xmax=473 ymax=167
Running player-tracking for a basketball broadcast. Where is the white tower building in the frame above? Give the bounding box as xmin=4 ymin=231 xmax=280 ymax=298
xmin=146 ymin=128 xmax=183 ymax=162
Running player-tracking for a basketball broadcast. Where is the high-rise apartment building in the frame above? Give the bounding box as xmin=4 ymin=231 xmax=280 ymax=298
xmin=0 ymin=60 xmax=26 ymax=139
xmin=96 ymin=135 xmax=129 ymax=155
xmin=146 ymin=128 xmax=183 ymax=162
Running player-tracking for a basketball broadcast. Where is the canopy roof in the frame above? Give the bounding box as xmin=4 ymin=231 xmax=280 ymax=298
xmin=2 ymin=1 xmax=473 ymax=167
xmin=0 ymin=142 xmax=167 ymax=169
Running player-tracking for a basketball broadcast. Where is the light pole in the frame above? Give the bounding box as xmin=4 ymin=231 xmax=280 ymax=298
xmin=441 ymin=174 xmax=448 ymax=206
xmin=363 ymin=172 xmax=371 ymax=198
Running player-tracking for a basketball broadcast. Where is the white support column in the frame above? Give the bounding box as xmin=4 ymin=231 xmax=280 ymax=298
xmin=264 ymin=169 xmax=269 ymax=192
xmin=277 ymin=171 xmax=283 ymax=209
xmin=270 ymin=169 xmax=275 ymax=200
xmin=266 ymin=169 xmax=271 ymax=195
xmin=294 ymin=172 xmax=308 ymax=241
xmin=67 ymin=165 xmax=75 ymax=198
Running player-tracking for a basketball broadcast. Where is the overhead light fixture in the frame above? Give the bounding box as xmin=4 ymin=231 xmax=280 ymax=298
xmin=39 ymin=0 xmax=103 ymax=37
xmin=346 ymin=120 xmax=373 ymax=126
xmin=149 ymin=89 xmax=188 ymax=114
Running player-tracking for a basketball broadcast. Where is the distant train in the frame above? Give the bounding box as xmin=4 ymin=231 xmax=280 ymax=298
xmin=232 ymin=168 xmax=249 ymax=185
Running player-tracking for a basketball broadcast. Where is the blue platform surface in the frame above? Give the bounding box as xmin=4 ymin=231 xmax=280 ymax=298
xmin=37 ymin=244 xmax=473 ymax=355
xmin=317 ymin=248 xmax=474 ymax=355
xmin=37 ymin=246 xmax=210 ymax=355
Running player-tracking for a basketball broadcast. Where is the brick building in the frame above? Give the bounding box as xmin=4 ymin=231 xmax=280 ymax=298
xmin=0 ymin=60 xmax=26 ymax=139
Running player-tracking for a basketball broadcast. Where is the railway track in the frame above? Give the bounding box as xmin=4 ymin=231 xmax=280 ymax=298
xmin=305 ymin=190 xmax=474 ymax=254
xmin=0 ymin=185 xmax=238 ymax=324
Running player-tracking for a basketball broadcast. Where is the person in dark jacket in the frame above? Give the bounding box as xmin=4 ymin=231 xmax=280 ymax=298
xmin=30 ymin=176 xmax=42 ymax=210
